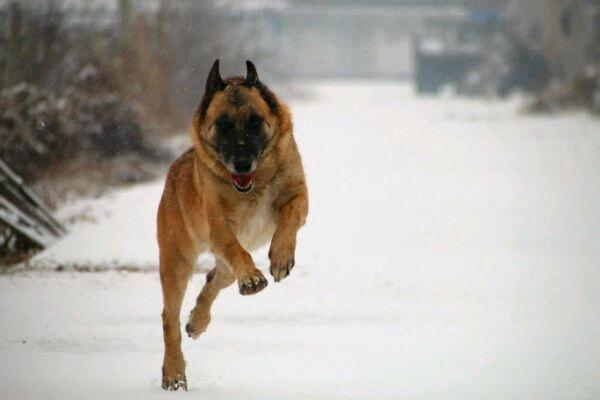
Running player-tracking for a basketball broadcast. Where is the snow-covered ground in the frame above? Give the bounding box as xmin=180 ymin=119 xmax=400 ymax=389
xmin=1 ymin=83 xmax=600 ymax=399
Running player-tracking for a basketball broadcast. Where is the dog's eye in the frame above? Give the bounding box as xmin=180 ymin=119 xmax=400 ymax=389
xmin=247 ymin=113 xmax=263 ymax=129
xmin=216 ymin=116 xmax=234 ymax=132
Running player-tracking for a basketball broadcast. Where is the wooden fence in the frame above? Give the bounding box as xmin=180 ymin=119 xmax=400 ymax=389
xmin=0 ymin=159 xmax=66 ymax=251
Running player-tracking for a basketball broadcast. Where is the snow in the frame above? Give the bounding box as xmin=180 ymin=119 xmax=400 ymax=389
xmin=2 ymin=82 xmax=600 ymax=399
xmin=30 ymin=182 xmax=164 ymax=270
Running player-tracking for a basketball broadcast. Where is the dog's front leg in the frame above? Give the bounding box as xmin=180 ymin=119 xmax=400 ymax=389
xmin=269 ymin=190 xmax=309 ymax=282
xmin=208 ymin=216 xmax=268 ymax=295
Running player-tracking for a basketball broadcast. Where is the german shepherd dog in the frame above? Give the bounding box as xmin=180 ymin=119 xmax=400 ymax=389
xmin=157 ymin=60 xmax=308 ymax=390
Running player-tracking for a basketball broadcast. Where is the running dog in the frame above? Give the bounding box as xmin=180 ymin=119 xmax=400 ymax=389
xmin=157 ymin=60 xmax=308 ymax=390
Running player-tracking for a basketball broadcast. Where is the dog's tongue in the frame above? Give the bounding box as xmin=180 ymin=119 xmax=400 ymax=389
xmin=231 ymin=173 xmax=254 ymax=188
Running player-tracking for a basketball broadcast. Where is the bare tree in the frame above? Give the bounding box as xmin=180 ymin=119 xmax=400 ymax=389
xmin=4 ymin=1 xmax=23 ymax=87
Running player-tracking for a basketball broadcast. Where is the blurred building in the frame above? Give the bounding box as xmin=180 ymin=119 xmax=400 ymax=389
xmin=269 ymin=0 xmax=508 ymax=80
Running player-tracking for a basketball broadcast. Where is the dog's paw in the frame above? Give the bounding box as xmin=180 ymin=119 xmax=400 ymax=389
xmin=269 ymin=234 xmax=296 ymax=282
xmin=185 ymin=312 xmax=210 ymax=340
xmin=269 ymin=242 xmax=295 ymax=282
xmin=269 ymin=255 xmax=295 ymax=283
xmin=162 ymin=375 xmax=187 ymax=391
xmin=238 ymin=269 xmax=268 ymax=295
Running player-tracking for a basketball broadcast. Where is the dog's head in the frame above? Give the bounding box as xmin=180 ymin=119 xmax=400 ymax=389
xmin=193 ymin=59 xmax=290 ymax=193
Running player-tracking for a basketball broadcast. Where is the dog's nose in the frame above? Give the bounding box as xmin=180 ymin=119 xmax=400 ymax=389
xmin=233 ymin=158 xmax=252 ymax=174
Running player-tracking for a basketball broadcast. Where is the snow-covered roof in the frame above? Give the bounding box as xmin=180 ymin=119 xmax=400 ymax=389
xmin=217 ymin=0 xmax=288 ymax=12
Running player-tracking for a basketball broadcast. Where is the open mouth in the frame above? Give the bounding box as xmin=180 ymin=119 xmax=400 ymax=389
xmin=231 ymin=173 xmax=255 ymax=193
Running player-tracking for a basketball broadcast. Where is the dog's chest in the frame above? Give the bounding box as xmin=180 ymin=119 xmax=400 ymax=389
xmin=235 ymin=194 xmax=277 ymax=251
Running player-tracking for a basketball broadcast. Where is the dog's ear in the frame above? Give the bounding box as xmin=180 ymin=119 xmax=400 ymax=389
xmin=245 ymin=60 xmax=279 ymax=114
xmin=245 ymin=60 xmax=258 ymax=87
xmin=198 ymin=59 xmax=225 ymax=118
xmin=205 ymin=59 xmax=225 ymax=99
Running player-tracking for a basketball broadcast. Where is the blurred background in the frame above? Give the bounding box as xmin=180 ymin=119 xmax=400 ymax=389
xmin=0 ymin=0 xmax=598 ymax=208
xmin=1 ymin=1 xmax=600 ymax=398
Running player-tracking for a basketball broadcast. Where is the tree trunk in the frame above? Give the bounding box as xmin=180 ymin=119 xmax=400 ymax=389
xmin=5 ymin=1 xmax=23 ymax=87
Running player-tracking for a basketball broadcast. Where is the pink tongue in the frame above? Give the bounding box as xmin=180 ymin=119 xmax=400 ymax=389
xmin=232 ymin=173 xmax=254 ymax=188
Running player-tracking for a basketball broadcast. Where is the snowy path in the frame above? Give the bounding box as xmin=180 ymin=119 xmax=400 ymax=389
xmin=1 ymin=83 xmax=600 ymax=399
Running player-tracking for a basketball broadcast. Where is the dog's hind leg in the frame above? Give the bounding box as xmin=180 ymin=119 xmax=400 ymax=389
xmin=160 ymin=250 xmax=193 ymax=391
xmin=186 ymin=257 xmax=236 ymax=339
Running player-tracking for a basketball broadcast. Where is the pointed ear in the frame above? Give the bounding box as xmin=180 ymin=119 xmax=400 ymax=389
xmin=205 ymin=59 xmax=225 ymax=99
xmin=245 ymin=60 xmax=258 ymax=87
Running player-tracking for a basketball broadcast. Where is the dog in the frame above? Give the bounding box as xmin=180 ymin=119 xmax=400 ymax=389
xmin=157 ymin=60 xmax=308 ymax=390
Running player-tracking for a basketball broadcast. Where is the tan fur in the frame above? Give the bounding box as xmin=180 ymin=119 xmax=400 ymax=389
xmin=157 ymin=81 xmax=308 ymax=390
